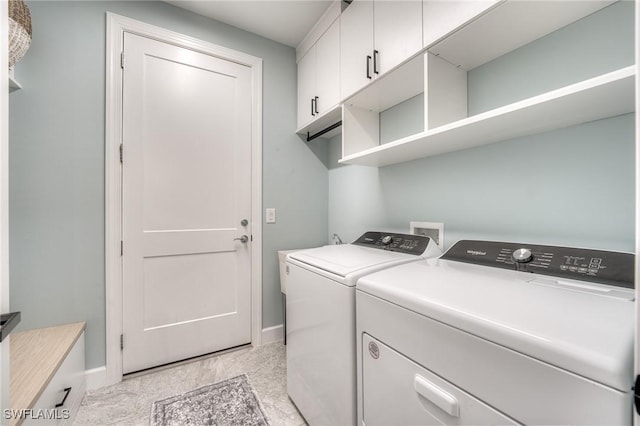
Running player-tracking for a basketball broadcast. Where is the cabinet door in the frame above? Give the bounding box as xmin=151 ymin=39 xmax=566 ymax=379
xmin=297 ymin=47 xmax=316 ymax=129
xmin=340 ymin=0 xmax=374 ymax=100
xmin=374 ymin=0 xmax=423 ymax=76
xmin=423 ymin=0 xmax=499 ymax=47
xmin=315 ymin=18 xmax=341 ymax=115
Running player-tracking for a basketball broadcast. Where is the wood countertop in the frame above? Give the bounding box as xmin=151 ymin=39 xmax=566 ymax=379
xmin=10 ymin=322 xmax=86 ymax=419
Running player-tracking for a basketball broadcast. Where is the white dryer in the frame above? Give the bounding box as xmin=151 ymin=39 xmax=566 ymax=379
xmin=286 ymin=231 xmax=441 ymax=426
xmin=356 ymin=240 xmax=635 ymax=425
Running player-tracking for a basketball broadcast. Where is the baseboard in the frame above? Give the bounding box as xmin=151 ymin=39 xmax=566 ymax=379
xmin=85 ymin=366 xmax=107 ymax=390
xmin=261 ymin=324 xmax=283 ymax=344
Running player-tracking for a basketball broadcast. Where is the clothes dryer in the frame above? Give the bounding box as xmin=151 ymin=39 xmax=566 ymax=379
xmin=356 ymin=240 xmax=634 ymax=425
xmin=286 ymin=231 xmax=441 ymax=425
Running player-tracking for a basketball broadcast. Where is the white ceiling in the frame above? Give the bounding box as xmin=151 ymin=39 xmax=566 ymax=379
xmin=165 ymin=1 xmax=335 ymax=48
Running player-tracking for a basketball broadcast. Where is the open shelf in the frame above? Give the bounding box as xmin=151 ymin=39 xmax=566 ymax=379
xmin=340 ymin=66 xmax=635 ymax=167
xmin=428 ymin=0 xmax=615 ymax=70
xmin=9 ymin=75 xmax=22 ymax=92
xmin=343 ymin=54 xmax=424 ymax=113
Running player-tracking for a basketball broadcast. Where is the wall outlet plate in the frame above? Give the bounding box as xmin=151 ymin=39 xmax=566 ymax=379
xmin=410 ymin=221 xmax=444 ymax=251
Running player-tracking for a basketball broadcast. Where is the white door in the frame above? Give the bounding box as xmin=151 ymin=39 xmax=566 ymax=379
xmin=315 ymin=17 xmax=341 ymax=116
xmin=374 ymin=0 xmax=423 ymax=76
xmin=296 ymin=45 xmax=316 ymax=129
xmin=340 ymin=0 xmax=374 ymax=100
xmin=121 ymin=32 xmax=253 ymax=374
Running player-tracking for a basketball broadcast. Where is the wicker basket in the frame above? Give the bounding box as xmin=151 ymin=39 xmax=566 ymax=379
xmin=8 ymin=0 xmax=32 ymax=68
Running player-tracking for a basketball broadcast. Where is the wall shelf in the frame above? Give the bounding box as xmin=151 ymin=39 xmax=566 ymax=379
xmin=428 ymin=0 xmax=615 ymax=70
xmin=9 ymin=76 xmax=22 ymax=92
xmin=339 ymin=66 xmax=635 ymax=167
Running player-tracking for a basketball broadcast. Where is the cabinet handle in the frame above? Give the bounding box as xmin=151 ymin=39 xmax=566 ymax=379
xmin=55 ymin=387 xmax=72 ymax=408
xmin=311 ymin=98 xmax=316 ymax=116
xmin=314 ymin=96 xmax=319 ymax=114
xmin=366 ymin=55 xmax=372 ymax=79
xmin=373 ymin=50 xmax=379 ymax=75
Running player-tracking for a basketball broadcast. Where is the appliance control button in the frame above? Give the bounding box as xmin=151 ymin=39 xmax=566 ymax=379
xmin=381 ymin=235 xmax=393 ymax=245
xmin=512 ymin=248 xmax=533 ymax=263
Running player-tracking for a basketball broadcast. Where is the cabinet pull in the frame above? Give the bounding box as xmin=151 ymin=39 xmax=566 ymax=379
xmin=366 ymin=55 xmax=372 ymax=79
xmin=314 ymin=96 xmax=319 ymax=114
xmin=373 ymin=50 xmax=379 ymax=75
xmin=55 ymin=387 xmax=72 ymax=408
xmin=311 ymin=98 xmax=316 ymax=116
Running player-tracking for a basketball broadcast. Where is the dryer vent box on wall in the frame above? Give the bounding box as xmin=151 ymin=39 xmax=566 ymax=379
xmin=410 ymin=222 xmax=444 ymax=251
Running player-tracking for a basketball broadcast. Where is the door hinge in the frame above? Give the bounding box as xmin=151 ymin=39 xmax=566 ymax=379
xmin=120 ymin=52 xmax=124 ymax=69
xmin=119 ymin=144 xmax=123 ymax=163
xmin=120 ymin=334 xmax=124 ymax=350
xmin=634 ymin=375 xmax=640 ymax=414
xmin=120 ymin=240 xmax=123 ymax=256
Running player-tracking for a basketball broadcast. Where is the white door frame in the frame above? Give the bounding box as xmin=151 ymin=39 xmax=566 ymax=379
xmin=105 ymin=13 xmax=263 ymax=386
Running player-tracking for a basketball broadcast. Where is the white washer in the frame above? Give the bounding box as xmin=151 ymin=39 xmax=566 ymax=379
xmin=356 ymin=240 xmax=635 ymax=425
xmin=286 ymin=231 xmax=441 ymax=426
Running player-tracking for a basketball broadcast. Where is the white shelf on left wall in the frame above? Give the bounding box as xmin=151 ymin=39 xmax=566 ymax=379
xmin=9 ymin=76 xmax=22 ymax=92
xmin=9 ymin=67 xmax=22 ymax=92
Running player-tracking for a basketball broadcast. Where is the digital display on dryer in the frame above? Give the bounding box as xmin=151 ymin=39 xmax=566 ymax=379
xmin=442 ymin=240 xmax=634 ymax=289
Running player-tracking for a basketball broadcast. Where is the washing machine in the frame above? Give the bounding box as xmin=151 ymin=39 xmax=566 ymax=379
xmin=356 ymin=240 xmax=635 ymax=425
xmin=286 ymin=231 xmax=442 ymax=426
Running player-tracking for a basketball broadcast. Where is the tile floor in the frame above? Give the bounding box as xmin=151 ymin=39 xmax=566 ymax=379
xmin=74 ymin=341 xmax=305 ymax=425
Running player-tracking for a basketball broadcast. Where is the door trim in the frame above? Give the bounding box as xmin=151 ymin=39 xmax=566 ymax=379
xmin=105 ymin=13 xmax=263 ymax=386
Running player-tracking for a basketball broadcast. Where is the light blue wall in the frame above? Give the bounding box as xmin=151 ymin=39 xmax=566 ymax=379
xmin=328 ymin=134 xmax=387 ymax=243
xmin=9 ymin=1 xmax=328 ymax=369
xmin=330 ymin=1 xmax=635 ymax=252
xmin=379 ymin=113 xmax=635 ymax=251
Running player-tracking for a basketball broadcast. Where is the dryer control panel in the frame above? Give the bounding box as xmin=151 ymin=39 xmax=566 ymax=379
xmin=442 ymin=240 xmax=634 ymax=288
xmin=353 ymin=231 xmax=431 ymax=256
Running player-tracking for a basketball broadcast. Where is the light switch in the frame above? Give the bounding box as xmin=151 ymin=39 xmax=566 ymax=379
xmin=266 ymin=208 xmax=276 ymax=224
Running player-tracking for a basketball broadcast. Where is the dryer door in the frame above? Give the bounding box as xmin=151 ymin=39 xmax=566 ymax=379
xmin=362 ymin=334 xmax=517 ymax=426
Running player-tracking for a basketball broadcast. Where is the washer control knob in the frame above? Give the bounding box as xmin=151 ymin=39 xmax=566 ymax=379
xmin=512 ymin=248 xmax=533 ymax=263
xmin=381 ymin=235 xmax=393 ymax=245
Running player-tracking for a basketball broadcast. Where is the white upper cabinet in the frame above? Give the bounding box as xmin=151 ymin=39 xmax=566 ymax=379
xmin=315 ymin=18 xmax=341 ymax=120
xmin=423 ymin=0 xmax=499 ymax=47
xmin=341 ymin=0 xmax=423 ymax=100
xmin=297 ymin=17 xmax=341 ymax=130
xmin=297 ymin=49 xmax=316 ymax=129
xmin=374 ymin=1 xmax=423 ymax=75
xmin=340 ymin=0 xmax=374 ymax=101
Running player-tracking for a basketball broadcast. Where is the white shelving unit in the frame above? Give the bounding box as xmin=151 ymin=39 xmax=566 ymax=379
xmin=340 ymin=66 xmax=635 ymax=166
xmin=338 ymin=0 xmax=631 ymax=167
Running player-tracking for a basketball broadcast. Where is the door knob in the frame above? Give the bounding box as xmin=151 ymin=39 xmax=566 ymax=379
xmin=240 ymin=219 xmax=249 ymax=227
xmin=234 ymin=235 xmax=249 ymax=243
